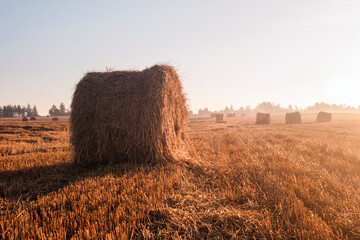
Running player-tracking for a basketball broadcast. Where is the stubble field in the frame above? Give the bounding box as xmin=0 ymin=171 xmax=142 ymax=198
xmin=1 ymin=114 xmax=360 ymax=239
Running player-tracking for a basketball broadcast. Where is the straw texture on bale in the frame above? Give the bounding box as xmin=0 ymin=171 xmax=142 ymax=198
xmin=70 ymin=64 xmax=188 ymax=165
xmin=22 ymin=117 xmax=28 ymax=122
xmin=285 ymin=112 xmax=301 ymax=124
xmin=256 ymin=112 xmax=271 ymax=125
xmin=215 ymin=114 xmax=224 ymax=123
xmin=227 ymin=113 xmax=236 ymax=117
xmin=316 ymin=111 xmax=332 ymax=122
xmin=52 ymin=117 xmax=59 ymax=121
xmin=30 ymin=116 xmax=37 ymax=121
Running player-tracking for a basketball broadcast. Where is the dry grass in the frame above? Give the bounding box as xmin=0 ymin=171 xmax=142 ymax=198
xmin=1 ymin=114 xmax=360 ymax=239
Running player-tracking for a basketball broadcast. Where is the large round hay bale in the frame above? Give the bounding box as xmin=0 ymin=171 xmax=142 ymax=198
xmin=30 ymin=116 xmax=37 ymax=121
xmin=285 ymin=112 xmax=301 ymax=124
xmin=256 ymin=112 xmax=271 ymax=125
xmin=22 ymin=117 xmax=28 ymax=122
xmin=70 ymin=65 xmax=188 ymax=165
xmin=215 ymin=114 xmax=224 ymax=123
xmin=316 ymin=111 xmax=332 ymax=122
xmin=52 ymin=117 xmax=59 ymax=121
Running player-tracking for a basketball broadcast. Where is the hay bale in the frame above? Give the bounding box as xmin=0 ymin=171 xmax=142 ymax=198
xmin=227 ymin=113 xmax=236 ymax=117
xmin=70 ymin=64 xmax=188 ymax=165
xmin=316 ymin=111 xmax=332 ymax=122
xmin=215 ymin=114 xmax=224 ymax=123
xmin=210 ymin=113 xmax=217 ymax=118
xmin=285 ymin=112 xmax=301 ymax=124
xmin=256 ymin=112 xmax=271 ymax=125
xmin=30 ymin=116 xmax=37 ymax=121
xmin=52 ymin=117 xmax=59 ymax=121
xmin=22 ymin=117 xmax=28 ymax=122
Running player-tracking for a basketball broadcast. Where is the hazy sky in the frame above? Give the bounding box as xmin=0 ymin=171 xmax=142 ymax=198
xmin=1 ymin=0 xmax=360 ymax=115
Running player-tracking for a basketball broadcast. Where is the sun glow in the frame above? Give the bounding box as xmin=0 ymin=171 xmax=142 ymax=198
xmin=326 ymin=75 xmax=360 ymax=106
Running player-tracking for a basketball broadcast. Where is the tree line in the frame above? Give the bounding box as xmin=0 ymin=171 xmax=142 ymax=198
xmin=0 ymin=102 xmax=71 ymax=118
xmin=0 ymin=104 xmax=39 ymax=118
xmin=48 ymin=103 xmax=70 ymax=116
xmin=198 ymin=101 xmax=360 ymax=115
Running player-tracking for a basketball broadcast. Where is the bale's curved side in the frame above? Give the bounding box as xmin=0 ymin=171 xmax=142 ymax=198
xmin=286 ymin=112 xmax=301 ymax=124
xmin=70 ymin=65 xmax=188 ymax=165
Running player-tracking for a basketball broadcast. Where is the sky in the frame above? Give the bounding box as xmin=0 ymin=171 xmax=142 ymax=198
xmin=1 ymin=0 xmax=360 ymax=115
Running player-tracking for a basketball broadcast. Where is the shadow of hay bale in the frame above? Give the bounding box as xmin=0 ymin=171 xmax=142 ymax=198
xmin=0 ymin=161 xmax=154 ymax=201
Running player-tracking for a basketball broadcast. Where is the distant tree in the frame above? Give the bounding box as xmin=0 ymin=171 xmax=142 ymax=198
xmin=2 ymin=106 xmax=11 ymax=117
xmin=59 ymin=102 xmax=66 ymax=116
xmin=198 ymin=108 xmax=210 ymax=115
xmin=25 ymin=103 xmax=32 ymax=117
xmin=16 ymin=105 xmax=22 ymax=116
xmin=288 ymin=104 xmax=293 ymax=112
xmin=32 ymin=105 xmax=39 ymax=117
xmin=0 ymin=106 xmax=2 ymax=118
xmin=49 ymin=105 xmax=60 ymax=116
xmin=21 ymin=106 xmax=26 ymax=117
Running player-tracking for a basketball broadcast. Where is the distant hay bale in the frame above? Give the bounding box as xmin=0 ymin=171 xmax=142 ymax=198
xmin=30 ymin=116 xmax=37 ymax=121
xmin=256 ymin=112 xmax=271 ymax=125
xmin=70 ymin=64 xmax=188 ymax=165
xmin=316 ymin=111 xmax=332 ymax=122
xmin=285 ymin=112 xmax=301 ymax=124
xmin=52 ymin=117 xmax=59 ymax=121
xmin=210 ymin=113 xmax=217 ymax=118
xmin=215 ymin=114 xmax=224 ymax=123
xmin=227 ymin=113 xmax=236 ymax=117
xmin=22 ymin=117 xmax=28 ymax=122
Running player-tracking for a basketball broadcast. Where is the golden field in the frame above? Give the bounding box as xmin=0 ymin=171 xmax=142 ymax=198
xmin=1 ymin=114 xmax=360 ymax=239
